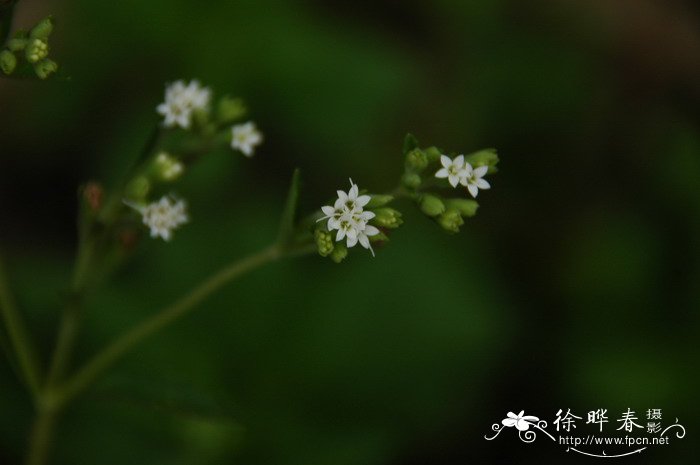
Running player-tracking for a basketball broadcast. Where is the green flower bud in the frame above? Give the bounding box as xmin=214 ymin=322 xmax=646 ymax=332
xmin=216 ymin=96 xmax=246 ymax=124
xmin=33 ymin=58 xmax=57 ymax=79
xmin=444 ymin=198 xmax=479 ymax=217
xmin=372 ymin=208 xmax=403 ymax=229
xmin=314 ymin=228 xmax=334 ymax=257
xmin=25 ymin=38 xmax=48 ymax=64
xmin=424 ymin=146 xmax=442 ymax=163
xmin=405 ymin=148 xmax=428 ymax=172
xmin=401 ymin=172 xmax=421 ymax=189
xmin=402 ymin=133 xmax=419 ymax=156
xmin=365 ymin=194 xmax=393 ymax=209
xmin=370 ymin=231 xmax=389 ymax=243
xmin=330 ymin=241 xmax=348 ymax=263
xmin=30 ymin=17 xmax=54 ymax=41
xmin=7 ymin=38 xmax=27 ymax=52
xmin=465 ymin=148 xmax=499 ymax=172
xmin=152 ymin=152 xmax=184 ymax=181
xmin=419 ymin=194 xmax=445 ymax=217
xmin=125 ymin=176 xmax=151 ymax=201
xmin=0 ymin=50 xmax=16 ymax=75
xmin=437 ymin=209 xmax=464 ymax=234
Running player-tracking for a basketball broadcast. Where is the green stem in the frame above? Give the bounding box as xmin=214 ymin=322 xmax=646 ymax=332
xmin=0 ymin=251 xmax=41 ymax=397
xmin=56 ymin=242 xmax=313 ymax=404
xmin=44 ymin=234 xmax=97 ymax=387
xmin=24 ymin=402 xmax=58 ymax=465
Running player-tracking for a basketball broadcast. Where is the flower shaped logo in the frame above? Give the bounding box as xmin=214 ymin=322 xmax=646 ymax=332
xmin=502 ymin=411 xmax=539 ymax=431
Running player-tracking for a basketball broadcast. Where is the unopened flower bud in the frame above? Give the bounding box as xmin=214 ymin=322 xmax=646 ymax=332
xmin=405 ymin=148 xmax=428 ymax=172
xmin=444 ymin=198 xmax=479 ymax=217
xmin=330 ymin=241 xmax=348 ymax=263
xmin=372 ymin=208 xmax=403 ymax=229
xmin=365 ymin=194 xmax=393 ymax=209
xmin=30 ymin=17 xmax=54 ymax=41
xmin=83 ymin=182 xmax=104 ymax=212
xmin=25 ymin=38 xmax=48 ymax=63
xmin=153 ymin=152 xmax=184 ymax=181
xmin=465 ymin=148 xmax=499 ymax=172
xmin=401 ymin=172 xmax=421 ymax=189
xmin=126 ymin=176 xmax=151 ymax=201
xmin=33 ymin=58 xmax=57 ymax=79
xmin=118 ymin=229 xmax=139 ymax=250
xmin=314 ymin=228 xmax=334 ymax=257
xmin=0 ymin=50 xmax=16 ymax=75
xmin=437 ymin=209 xmax=464 ymax=233
xmin=424 ymin=146 xmax=442 ymax=163
xmin=419 ymin=194 xmax=445 ymax=217
xmin=7 ymin=38 xmax=28 ymax=52
xmin=216 ymin=96 xmax=246 ymax=124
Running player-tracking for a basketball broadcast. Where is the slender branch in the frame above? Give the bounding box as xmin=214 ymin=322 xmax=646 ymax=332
xmin=24 ymin=404 xmax=57 ymax=465
xmin=44 ymin=231 xmax=97 ymax=386
xmin=56 ymin=242 xmax=314 ymax=404
xmin=0 ymin=251 xmax=41 ymax=397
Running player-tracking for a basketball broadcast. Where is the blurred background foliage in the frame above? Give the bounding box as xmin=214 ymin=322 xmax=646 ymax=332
xmin=1 ymin=0 xmax=699 ymax=463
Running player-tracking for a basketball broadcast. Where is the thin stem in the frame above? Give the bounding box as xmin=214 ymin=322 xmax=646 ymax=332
xmin=56 ymin=242 xmax=313 ymax=404
xmin=24 ymin=404 xmax=58 ymax=465
xmin=44 ymin=235 xmax=97 ymax=387
xmin=0 ymin=251 xmax=41 ymax=397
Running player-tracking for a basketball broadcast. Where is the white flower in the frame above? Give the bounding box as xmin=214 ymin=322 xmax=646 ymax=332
xmin=318 ymin=179 xmax=379 ymax=256
xmin=154 ymin=152 xmax=184 ymax=181
xmin=137 ymin=196 xmax=189 ymax=241
xmin=231 ymin=121 xmax=263 ymax=157
xmin=352 ymin=224 xmax=380 ymax=256
xmin=156 ymin=79 xmax=211 ymax=129
xmin=502 ymin=411 xmax=539 ymax=431
xmin=460 ymin=164 xmax=490 ymax=198
xmin=435 ymin=154 xmax=468 ymax=188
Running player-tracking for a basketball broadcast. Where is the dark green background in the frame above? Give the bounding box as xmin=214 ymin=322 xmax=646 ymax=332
xmin=1 ymin=0 xmax=699 ymax=463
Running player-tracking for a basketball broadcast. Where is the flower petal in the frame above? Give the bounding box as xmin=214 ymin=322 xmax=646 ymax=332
xmin=435 ymin=168 xmax=449 ymax=179
xmin=502 ymin=419 xmax=517 ymax=427
xmin=474 ymin=165 xmax=488 ymax=177
xmin=440 ymin=155 xmax=452 ymax=168
xmin=467 ymin=184 xmax=478 ymax=198
xmin=449 ymin=175 xmax=459 ymax=188
xmin=346 ymin=235 xmax=358 ymax=247
xmin=454 ymin=154 xmax=465 ymax=168
xmin=476 ymin=179 xmax=490 ymax=189
xmin=364 ymin=225 xmax=380 ymax=236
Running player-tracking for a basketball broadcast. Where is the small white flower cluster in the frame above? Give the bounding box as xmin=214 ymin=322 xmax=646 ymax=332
xmin=319 ymin=179 xmax=380 ymax=256
xmin=231 ymin=121 xmax=263 ymax=157
xmin=130 ymin=196 xmax=189 ymax=241
xmin=435 ymin=154 xmax=490 ymax=197
xmin=156 ymin=80 xmax=211 ymax=130
xmin=156 ymin=79 xmax=264 ymax=157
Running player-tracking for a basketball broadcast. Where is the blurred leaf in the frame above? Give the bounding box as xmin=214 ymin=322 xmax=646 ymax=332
xmin=277 ymin=168 xmax=301 ymax=246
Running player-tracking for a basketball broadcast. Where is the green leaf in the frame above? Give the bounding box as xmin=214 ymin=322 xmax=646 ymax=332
xmin=277 ymin=168 xmax=301 ymax=246
xmin=402 ymin=133 xmax=419 ymax=156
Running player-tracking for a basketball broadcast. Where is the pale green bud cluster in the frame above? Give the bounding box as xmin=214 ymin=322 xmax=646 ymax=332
xmin=1 ymin=17 xmax=59 ymax=79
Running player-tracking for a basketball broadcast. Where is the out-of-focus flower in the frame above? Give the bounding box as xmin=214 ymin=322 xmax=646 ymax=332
xmin=231 ymin=121 xmax=263 ymax=156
